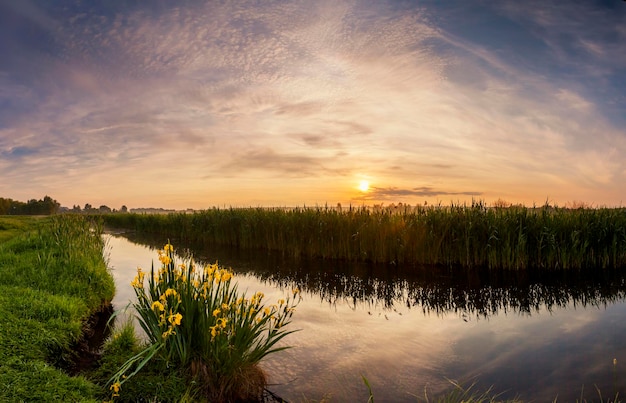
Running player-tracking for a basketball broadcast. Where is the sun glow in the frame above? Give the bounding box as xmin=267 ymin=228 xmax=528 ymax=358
xmin=358 ymin=180 xmax=370 ymax=192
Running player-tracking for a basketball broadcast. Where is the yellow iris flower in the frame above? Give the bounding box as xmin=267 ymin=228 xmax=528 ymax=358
xmin=169 ymin=313 xmax=183 ymax=326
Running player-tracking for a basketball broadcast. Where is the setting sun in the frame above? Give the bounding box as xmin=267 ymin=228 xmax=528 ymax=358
xmin=358 ymin=180 xmax=370 ymax=192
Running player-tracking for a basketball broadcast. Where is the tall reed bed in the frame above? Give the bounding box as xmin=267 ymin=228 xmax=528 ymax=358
xmin=102 ymin=202 xmax=626 ymax=270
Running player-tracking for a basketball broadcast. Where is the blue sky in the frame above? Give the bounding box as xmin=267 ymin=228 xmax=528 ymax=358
xmin=1 ymin=0 xmax=625 ymax=209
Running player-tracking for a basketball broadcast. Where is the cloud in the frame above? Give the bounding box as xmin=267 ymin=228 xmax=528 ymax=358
xmin=0 ymin=0 xmax=625 ymax=207
xmin=362 ymin=186 xmax=482 ymax=201
xmin=219 ymin=147 xmax=352 ymax=178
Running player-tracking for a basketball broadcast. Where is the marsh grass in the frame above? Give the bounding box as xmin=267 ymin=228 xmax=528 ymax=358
xmin=0 ymin=215 xmax=115 ymax=401
xmin=420 ymin=379 xmax=521 ymax=403
xmin=103 ymin=202 xmax=626 ymax=270
xmin=108 ymin=243 xmax=300 ymax=402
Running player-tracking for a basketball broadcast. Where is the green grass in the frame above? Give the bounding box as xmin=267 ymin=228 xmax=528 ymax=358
xmin=0 ymin=215 xmax=115 ymax=402
xmin=90 ymin=321 xmax=189 ymax=402
xmin=102 ymin=202 xmax=626 ymax=271
xmin=0 ymin=215 xmax=42 ymax=243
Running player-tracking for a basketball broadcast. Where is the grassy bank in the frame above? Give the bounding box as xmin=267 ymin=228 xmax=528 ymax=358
xmin=0 ymin=215 xmax=115 ymax=401
xmin=102 ymin=202 xmax=626 ymax=270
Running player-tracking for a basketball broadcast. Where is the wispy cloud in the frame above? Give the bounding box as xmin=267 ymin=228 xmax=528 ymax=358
xmin=360 ymin=186 xmax=482 ymax=202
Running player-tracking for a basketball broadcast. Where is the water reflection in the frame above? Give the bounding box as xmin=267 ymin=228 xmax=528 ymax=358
xmin=106 ymin=232 xmax=626 ymax=402
xmin=117 ymin=231 xmax=626 ymax=319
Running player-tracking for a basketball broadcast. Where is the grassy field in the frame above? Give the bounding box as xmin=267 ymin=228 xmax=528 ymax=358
xmin=102 ymin=202 xmax=626 ymax=271
xmin=0 ymin=215 xmax=115 ymax=402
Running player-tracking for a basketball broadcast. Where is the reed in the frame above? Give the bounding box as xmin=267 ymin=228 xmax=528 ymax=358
xmin=102 ymin=202 xmax=626 ymax=270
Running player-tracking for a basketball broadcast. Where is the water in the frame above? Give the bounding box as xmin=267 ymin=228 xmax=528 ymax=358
xmin=104 ymin=233 xmax=626 ymax=402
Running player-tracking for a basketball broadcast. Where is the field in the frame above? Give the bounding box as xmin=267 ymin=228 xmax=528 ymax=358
xmin=102 ymin=202 xmax=626 ymax=271
xmin=0 ymin=215 xmax=115 ymax=401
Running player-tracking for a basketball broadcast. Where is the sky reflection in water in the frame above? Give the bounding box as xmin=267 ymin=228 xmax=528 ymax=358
xmin=105 ymin=234 xmax=626 ymax=402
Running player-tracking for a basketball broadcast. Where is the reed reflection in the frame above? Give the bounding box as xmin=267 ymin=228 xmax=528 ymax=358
xmin=119 ymin=232 xmax=626 ymax=319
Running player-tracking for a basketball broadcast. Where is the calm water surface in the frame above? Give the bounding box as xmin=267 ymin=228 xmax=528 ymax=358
xmin=105 ymin=233 xmax=626 ymax=402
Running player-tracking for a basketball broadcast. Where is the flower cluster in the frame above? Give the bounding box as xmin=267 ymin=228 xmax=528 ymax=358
xmin=108 ymin=242 xmax=300 ymax=401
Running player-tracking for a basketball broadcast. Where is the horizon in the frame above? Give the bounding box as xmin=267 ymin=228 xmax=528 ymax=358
xmin=1 ymin=1 xmax=625 ymax=210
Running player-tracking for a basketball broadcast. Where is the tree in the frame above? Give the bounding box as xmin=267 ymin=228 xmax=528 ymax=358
xmin=99 ymin=205 xmax=112 ymax=213
xmin=0 ymin=195 xmax=60 ymax=215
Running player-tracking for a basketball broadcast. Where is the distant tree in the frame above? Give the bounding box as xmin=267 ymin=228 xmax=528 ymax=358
xmin=0 ymin=195 xmax=60 ymax=215
xmin=72 ymin=205 xmax=82 ymax=212
xmin=41 ymin=195 xmax=60 ymax=214
xmin=99 ymin=205 xmax=112 ymax=213
xmin=0 ymin=198 xmax=11 ymax=215
xmin=84 ymin=203 xmax=92 ymax=211
xmin=120 ymin=205 xmax=128 ymax=213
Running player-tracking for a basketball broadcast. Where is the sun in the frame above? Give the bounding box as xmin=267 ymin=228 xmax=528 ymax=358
xmin=358 ymin=180 xmax=370 ymax=192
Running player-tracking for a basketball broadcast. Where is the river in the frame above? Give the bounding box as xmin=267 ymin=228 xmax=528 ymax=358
xmin=104 ymin=233 xmax=626 ymax=402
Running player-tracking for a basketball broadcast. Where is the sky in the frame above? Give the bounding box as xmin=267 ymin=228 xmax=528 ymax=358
xmin=1 ymin=0 xmax=625 ymax=210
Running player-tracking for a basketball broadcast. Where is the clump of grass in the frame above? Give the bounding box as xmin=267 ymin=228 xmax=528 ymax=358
xmin=108 ymin=243 xmax=300 ymax=402
xmin=91 ymin=321 xmax=189 ymax=402
xmin=420 ymin=379 xmax=521 ymax=403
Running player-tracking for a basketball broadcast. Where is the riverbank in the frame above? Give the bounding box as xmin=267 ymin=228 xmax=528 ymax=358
xmin=0 ymin=215 xmax=115 ymax=401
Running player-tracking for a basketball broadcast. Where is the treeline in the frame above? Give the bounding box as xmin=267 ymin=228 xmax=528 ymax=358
xmin=102 ymin=202 xmax=626 ymax=271
xmin=68 ymin=203 xmax=127 ymax=214
xmin=0 ymin=195 xmax=60 ymax=215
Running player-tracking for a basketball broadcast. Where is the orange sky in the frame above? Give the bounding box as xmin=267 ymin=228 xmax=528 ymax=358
xmin=1 ymin=1 xmax=625 ymax=209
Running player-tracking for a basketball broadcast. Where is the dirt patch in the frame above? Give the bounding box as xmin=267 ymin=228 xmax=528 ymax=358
xmin=60 ymin=303 xmax=114 ymax=375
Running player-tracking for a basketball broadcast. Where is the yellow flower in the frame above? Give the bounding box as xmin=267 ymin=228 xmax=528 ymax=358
xmin=151 ymin=301 xmax=165 ymax=312
xmin=292 ymin=288 xmax=300 ymax=295
xmin=213 ymin=308 xmax=221 ymax=317
xmin=256 ymin=291 xmax=264 ymax=299
xmin=210 ymin=325 xmax=218 ymax=338
xmin=159 ymin=254 xmax=172 ymax=265
xmin=264 ymin=307 xmax=271 ymax=316
xmin=130 ymin=267 xmax=145 ymax=288
xmin=278 ymin=299 xmax=285 ymax=306
xmin=204 ymin=263 xmax=217 ymax=275
xmin=221 ymin=271 xmax=232 ymax=282
xmin=164 ymin=288 xmax=178 ymax=299
xmin=216 ymin=317 xmax=228 ymax=328
xmin=130 ymin=277 xmax=141 ymax=288
xmin=168 ymin=313 xmax=183 ymax=326
xmin=164 ymin=243 xmax=174 ymax=252
xmin=162 ymin=327 xmax=176 ymax=339
xmin=110 ymin=382 xmax=121 ymax=397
